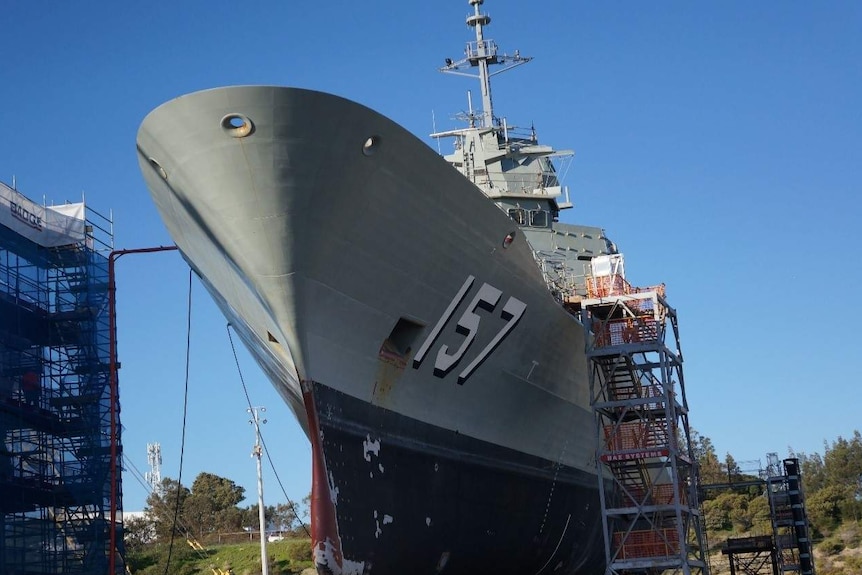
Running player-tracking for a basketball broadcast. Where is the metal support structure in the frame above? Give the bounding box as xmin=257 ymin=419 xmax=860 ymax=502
xmin=766 ymin=457 xmax=815 ymax=575
xmin=145 ymin=442 xmax=162 ymax=493
xmin=722 ymin=536 xmax=778 ymax=575
xmin=0 ymin=196 xmax=123 ymax=574
xmin=700 ymin=453 xmax=817 ymax=575
xmin=248 ymin=406 xmax=269 ymax=575
xmin=580 ymin=257 xmax=709 ymax=575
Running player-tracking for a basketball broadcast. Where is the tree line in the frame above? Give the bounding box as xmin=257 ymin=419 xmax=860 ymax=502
xmin=690 ymin=429 xmax=862 ymax=538
xmin=125 ymin=471 xmax=308 ymax=551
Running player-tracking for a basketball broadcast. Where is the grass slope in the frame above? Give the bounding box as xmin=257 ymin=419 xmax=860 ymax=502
xmin=128 ymin=538 xmax=314 ymax=575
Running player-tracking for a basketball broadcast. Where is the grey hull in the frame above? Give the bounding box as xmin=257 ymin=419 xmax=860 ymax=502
xmin=137 ymin=86 xmax=604 ymax=574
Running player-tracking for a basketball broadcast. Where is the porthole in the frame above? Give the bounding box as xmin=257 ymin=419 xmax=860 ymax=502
xmin=221 ymin=113 xmax=254 ymax=138
xmin=148 ymin=158 xmax=168 ymax=180
xmin=502 ymin=231 xmax=516 ymax=248
xmin=363 ymin=136 xmax=381 ymax=156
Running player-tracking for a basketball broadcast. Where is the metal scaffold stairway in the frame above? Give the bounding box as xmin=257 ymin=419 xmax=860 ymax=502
xmin=765 ymin=456 xmax=815 ymax=575
xmin=580 ymin=254 xmax=709 ymax=575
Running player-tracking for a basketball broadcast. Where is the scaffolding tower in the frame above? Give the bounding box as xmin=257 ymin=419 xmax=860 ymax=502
xmin=765 ymin=456 xmax=815 ymax=575
xmin=697 ymin=452 xmax=817 ymax=575
xmin=580 ymin=254 xmax=709 ymax=575
xmin=0 ymin=181 xmax=122 ymax=574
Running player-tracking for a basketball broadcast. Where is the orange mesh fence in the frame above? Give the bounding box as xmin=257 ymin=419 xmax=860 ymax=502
xmin=604 ymin=421 xmax=673 ymax=452
xmin=586 ymin=277 xmax=666 ymax=300
xmin=621 ymin=483 xmax=682 ymax=507
xmin=613 ymin=528 xmax=681 ymax=559
xmin=592 ymin=318 xmax=659 ymax=347
xmin=586 ymin=275 xmax=631 ymax=298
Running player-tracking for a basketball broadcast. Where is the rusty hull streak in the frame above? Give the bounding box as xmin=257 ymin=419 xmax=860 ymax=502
xmin=302 ymin=380 xmax=344 ymax=573
xmin=371 ymin=339 xmax=408 ymax=405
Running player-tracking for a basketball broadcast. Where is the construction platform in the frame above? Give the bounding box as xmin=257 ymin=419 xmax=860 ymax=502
xmin=0 ymin=181 xmax=123 ymax=575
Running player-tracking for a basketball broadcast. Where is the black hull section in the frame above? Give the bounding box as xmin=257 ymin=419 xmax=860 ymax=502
xmin=312 ymin=383 xmax=605 ymax=575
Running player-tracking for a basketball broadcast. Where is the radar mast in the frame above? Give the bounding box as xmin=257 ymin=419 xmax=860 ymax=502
xmin=440 ymin=0 xmax=531 ymax=128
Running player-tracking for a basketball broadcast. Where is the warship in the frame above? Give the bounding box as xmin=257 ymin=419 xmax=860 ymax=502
xmin=137 ymin=1 xmax=622 ymax=573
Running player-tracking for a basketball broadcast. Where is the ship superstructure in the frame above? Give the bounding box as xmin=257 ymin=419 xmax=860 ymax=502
xmin=434 ymin=0 xmax=615 ymax=305
xmin=434 ymin=0 xmax=569 ymax=213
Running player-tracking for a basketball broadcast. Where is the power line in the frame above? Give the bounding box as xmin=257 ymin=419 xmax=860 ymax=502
xmin=226 ymin=323 xmax=311 ymax=538
xmin=162 ymin=269 xmax=193 ymax=575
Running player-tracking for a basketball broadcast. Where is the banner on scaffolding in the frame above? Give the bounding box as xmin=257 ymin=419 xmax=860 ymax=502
xmin=0 ymin=182 xmax=86 ymax=247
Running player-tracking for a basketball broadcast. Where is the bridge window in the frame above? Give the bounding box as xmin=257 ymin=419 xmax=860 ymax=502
xmin=508 ymin=208 xmax=527 ymax=225
xmin=530 ymin=210 xmax=549 ymax=228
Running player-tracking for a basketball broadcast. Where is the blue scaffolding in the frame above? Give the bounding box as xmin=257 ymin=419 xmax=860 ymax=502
xmin=0 ymin=181 xmax=122 ymax=574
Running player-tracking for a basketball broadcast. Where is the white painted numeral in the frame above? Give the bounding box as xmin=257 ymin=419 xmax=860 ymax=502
xmin=457 ymin=295 xmax=527 ymax=384
xmin=413 ymin=275 xmax=527 ymax=384
xmin=434 ymin=283 xmax=501 ymax=377
xmin=412 ymin=276 xmax=474 ymax=368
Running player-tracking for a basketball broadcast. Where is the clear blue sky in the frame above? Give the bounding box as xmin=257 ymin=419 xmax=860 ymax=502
xmin=1 ymin=1 xmax=860 ymax=511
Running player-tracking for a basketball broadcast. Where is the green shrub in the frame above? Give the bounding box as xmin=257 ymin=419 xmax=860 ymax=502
xmin=838 ymin=522 xmax=861 ymax=547
xmin=286 ymin=540 xmax=312 ymax=563
xmin=843 ymin=553 xmax=862 ymax=571
xmin=819 ymin=535 xmax=845 ymax=555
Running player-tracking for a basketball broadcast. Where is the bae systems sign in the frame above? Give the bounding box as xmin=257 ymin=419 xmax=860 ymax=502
xmin=9 ymin=200 xmax=43 ymax=231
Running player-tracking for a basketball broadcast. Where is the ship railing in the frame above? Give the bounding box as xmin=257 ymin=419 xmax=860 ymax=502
xmin=534 ymin=252 xmax=583 ymax=304
xmin=466 ymin=39 xmax=498 ymax=61
xmin=486 ymin=172 xmax=544 ymax=193
xmin=535 ymin=256 xmax=669 ymax=312
xmin=503 ymin=126 xmax=535 ymax=141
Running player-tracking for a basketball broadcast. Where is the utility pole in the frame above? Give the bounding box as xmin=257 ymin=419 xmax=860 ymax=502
xmin=249 ymin=406 xmax=269 ymax=575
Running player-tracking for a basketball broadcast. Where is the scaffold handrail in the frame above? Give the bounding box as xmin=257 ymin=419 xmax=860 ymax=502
xmin=586 ymin=273 xmax=666 ymax=300
xmin=613 ymin=527 xmax=682 ymax=560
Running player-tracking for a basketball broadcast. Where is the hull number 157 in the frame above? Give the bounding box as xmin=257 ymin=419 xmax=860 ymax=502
xmin=412 ymin=275 xmax=526 ymax=384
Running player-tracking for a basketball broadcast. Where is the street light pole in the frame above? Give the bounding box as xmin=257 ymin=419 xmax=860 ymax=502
xmin=249 ymin=406 xmax=269 ymax=575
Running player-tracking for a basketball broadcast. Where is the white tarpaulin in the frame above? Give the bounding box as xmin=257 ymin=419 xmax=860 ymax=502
xmin=0 ymin=182 xmax=86 ymax=247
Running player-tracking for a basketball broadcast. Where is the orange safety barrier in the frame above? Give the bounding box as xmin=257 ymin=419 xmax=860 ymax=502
xmin=613 ymin=528 xmax=681 ymax=559
xmin=586 ymin=276 xmax=667 ymax=300
xmin=592 ymin=318 xmax=659 ymax=347
xmin=621 ymin=483 xmax=683 ymax=507
xmin=634 ymin=283 xmax=667 ymax=298
xmin=586 ymin=274 xmax=631 ymax=298
xmin=604 ymin=421 xmax=673 ymax=452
